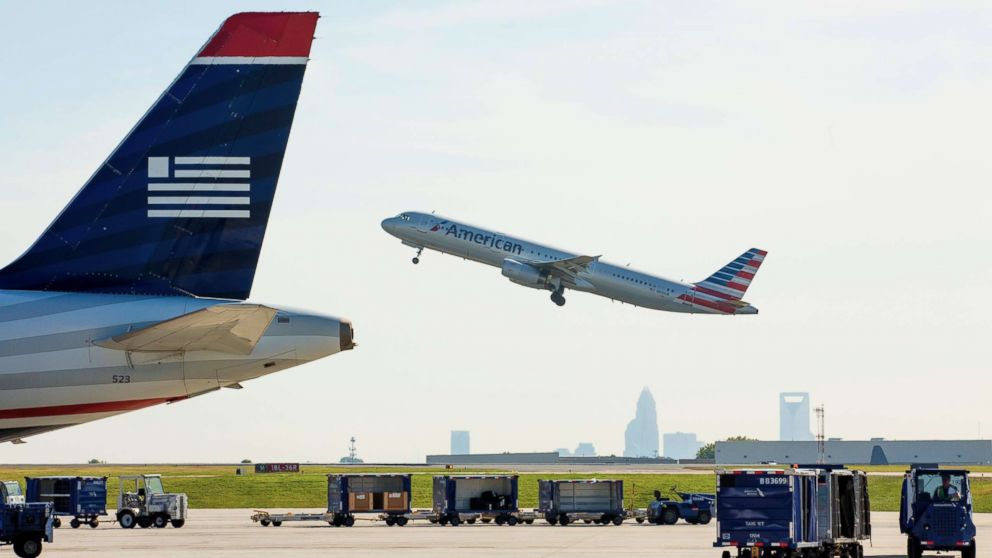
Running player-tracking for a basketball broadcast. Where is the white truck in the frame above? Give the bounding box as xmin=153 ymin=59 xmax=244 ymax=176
xmin=116 ymin=475 xmax=187 ymax=529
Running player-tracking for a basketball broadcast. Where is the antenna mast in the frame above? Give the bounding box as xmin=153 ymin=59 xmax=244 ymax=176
xmin=815 ymin=405 xmax=825 ymax=464
xmin=348 ymin=436 xmax=357 ymax=462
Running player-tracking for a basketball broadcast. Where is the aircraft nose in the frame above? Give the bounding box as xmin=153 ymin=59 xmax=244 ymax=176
xmin=381 ymin=217 xmax=399 ymax=235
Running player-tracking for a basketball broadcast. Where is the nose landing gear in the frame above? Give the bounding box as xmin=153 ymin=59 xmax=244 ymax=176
xmin=412 ymin=247 xmax=423 ymax=265
xmin=550 ymin=286 xmax=566 ymax=307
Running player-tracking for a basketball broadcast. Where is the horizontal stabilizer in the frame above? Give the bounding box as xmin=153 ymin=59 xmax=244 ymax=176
xmin=95 ymin=304 xmax=276 ymax=355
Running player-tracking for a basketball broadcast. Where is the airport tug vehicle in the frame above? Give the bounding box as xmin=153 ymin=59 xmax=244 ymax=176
xmin=714 ymin=467 xmax=870 ymax=558
xmin=647 ymin=488 xmax=714 ymax=525
xmin=0 ymin=482 xmax=53 ymax=558
xmin=25 ymin=477 xmax=106 ymax=529
xmin=900 ymin=467 xmax=976 ymax=558
xmin=116 ymin=475 xmax=187 ymax=529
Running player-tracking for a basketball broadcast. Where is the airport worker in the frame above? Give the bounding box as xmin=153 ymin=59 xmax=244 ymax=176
xmin=934 ymin=473 xmax=960 ymax=501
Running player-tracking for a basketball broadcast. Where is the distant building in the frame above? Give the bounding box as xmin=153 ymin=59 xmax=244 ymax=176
xmin=555 ymin=448 xmax=572 ymax=457
xmin=779 ymin=392 xmax=814 ymax=441
xmin=450 ymin=431 xmax=470 ymax=455
xmin=716 ymin=440 xmax=992 ymax=465
xmin=574 ymin=443 xmax=597 ymax=457
xmin=624 ymin=387 xmax=659 ymax=458
xmin=425 ymin=451 xmax=674 ymax=465
xmin=663 ymin=432 xmax=704 ymax=460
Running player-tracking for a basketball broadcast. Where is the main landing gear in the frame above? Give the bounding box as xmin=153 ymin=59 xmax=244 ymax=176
xmin=412 ymin=247 xmax=423 ymax=265
xmin=550 ymin=286 xmax=566 ymax=307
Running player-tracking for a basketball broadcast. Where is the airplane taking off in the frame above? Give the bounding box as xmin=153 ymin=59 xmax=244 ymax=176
xmin=382 ymin=212 xmax=766 ymax=314
xmin=0 ymin=13 xmax=354 ymax=443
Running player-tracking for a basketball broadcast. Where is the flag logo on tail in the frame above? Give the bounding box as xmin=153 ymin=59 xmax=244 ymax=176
xmin=147 ymin=156 xmax=252 ymax=218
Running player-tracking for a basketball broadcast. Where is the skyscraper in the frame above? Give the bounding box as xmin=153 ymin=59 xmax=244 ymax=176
xmin=450 ymin=430 xmax=470 ymax=455
xmin=663 ymin=432 xmax=704 ymax=460
xmin=779 ymin=392 xmax=814 ymax=441
xmin=624 ymin=387 xmax=660 ymax=458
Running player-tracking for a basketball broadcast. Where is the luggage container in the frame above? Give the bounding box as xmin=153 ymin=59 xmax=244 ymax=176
xmin=813 ymin=468 xmax=871 ymax=548
xmin=25 ymin=476 xmax=107 ymax=529
xmin=432 ymin=475 xmax=520 ymax=526
xmin=538 ymin=479 xmax=625 ymax=526
xmin=714 ymin=467 xmax=869 ymax=558
xmin=328 ymin=474 xmax=412 ymax=527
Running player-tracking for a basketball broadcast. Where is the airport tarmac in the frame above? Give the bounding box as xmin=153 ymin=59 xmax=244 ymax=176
xmin=41 ymin=510 xmax=990 ymax=557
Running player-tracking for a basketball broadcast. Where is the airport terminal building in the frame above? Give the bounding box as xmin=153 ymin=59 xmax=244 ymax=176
xmin=716 ymin=440 xmax=992 ymax=465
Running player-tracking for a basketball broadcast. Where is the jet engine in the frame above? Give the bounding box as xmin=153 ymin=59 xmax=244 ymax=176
xmin=501 ymin=259 xmax=549 ymax=289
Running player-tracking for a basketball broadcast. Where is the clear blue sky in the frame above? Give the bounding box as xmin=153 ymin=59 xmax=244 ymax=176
xmin=0 ymin=1 xmax=989 ymax=462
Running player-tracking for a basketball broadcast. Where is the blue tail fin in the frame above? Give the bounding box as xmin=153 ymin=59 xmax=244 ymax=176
xmin=0 ymin=12 xmax=319 ymax=300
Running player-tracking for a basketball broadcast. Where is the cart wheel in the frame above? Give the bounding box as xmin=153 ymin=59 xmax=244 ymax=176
xmin=260 ymin=519 xmax=271 ymax=527
xmin=89 ymin=518 xmax=100 ymax=528
xmin=496 ymin=516 xmax=506 ymax=526
xmin=438 ymin=516 xmax=448 ymax=526
xmin=449 ymin=515 xmax=460 ymax=527
xmin=661 ymin=507 xmax=679 ymax=525
xmin=385 ymin=517 xmax=396 ymax=526
xmin=612 ymin=516 xmax=624 ymax=526
xmin=697 ymin=510 xmax=712 ymax=525
xmin=466 ymin=518 xmax=476 ymax=524
xmin=558 ymin=514 xmax=570 ymax=526
xmin=721 ymin=551 xmax=731 ymax=558
xmin=507 ymin=516 xmax=519 ymax=526
xmin=636 ymin=517 xmax=645 ymax=524
xmin=118 ymin=511 xmax=136 ymax=529
xmin=13 ymin=537 xmax=42 ymax=558
xmin=52 ymin=517 xmax=61 ymax=529
xmin=138 ymin=517 xmax=152 ymax=528
xmin=344 ymin=515 xmax=355 ymax=527
xmin=545 ymin=514 xmax=558 ymax=525
xmin=525 ymin=519 xmax=534 ymax=525
xmin=396 ymin=517 xmax=408 ymax=526
xmin=70 ymin=518 xmax=81 ymax=529
xmin=272 ymin=521 xmax=283 ymax=527
xmin=481 ymin=517 xmax=492 ymax=524
xmin=171 ymin=519 xmax=185 ymax=528
xmin=584 ymin=519 xmax=593 ymax=524
xmin=153 ymin=514 xmax=168 ymax=528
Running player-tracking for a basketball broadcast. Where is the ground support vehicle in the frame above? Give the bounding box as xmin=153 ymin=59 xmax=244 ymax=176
xmin=433 ymin=475 xmax=521 ymax=526
xmin=0 ymin=497 xmax=53 ymax=558
xmin=647 ymin=488 xmax=714 ymax=525
xmin=714 ymin=467 xmax=870 ymax=558
xmin=328 ymin=474 xmax=412 ymax=526
xmin=116 ymin=475 xmax=187 ymax=529
xmin=25 ymin=477 xmax=106 ymax=529
xmin=538 ymin=479 xmax=625 ymax=526
xmin=900 ymin=467 xmax=976 ymax=558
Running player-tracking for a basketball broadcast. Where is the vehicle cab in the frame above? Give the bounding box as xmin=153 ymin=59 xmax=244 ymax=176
xmin=901 ymin=467 xmax=976 ymax=558
xmin=0 ymin=482 xmax=24 ymax=505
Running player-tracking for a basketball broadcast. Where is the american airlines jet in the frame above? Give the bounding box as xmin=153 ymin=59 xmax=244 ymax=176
xmin=0 ymin=13 xmax=355 ymax=444
xmin=382 ymin=212 xmax=766 ymax=314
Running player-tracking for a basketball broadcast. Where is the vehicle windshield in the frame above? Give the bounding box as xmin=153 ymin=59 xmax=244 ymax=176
xmin=3 ymin=482 xmax=21 ymax=496
xmin=144 ymin=477 xmax=165 ymax=495
xmin=917 ymin=472 xmax=966 ymax=502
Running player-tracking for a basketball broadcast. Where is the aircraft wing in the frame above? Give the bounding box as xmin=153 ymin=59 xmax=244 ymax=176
xmin=95 ymin=304 xmax=277 ymax=355
xmin=532 ymin=255 xmax=600 ymax=282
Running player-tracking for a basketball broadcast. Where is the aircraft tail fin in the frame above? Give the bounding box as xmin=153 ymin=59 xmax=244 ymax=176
xmin=694 ymin=248 xmax=767 ymax=300
xmin=0 ymin=12 xmax=319 ymax=300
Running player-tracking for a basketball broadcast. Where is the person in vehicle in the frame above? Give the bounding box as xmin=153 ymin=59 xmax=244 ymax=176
xmin=933 ymin=473 xmax=960 ymax=501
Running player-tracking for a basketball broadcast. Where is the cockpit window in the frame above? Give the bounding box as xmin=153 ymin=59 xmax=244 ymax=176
xmin=399 ymin=213 xmax=412 ymax=221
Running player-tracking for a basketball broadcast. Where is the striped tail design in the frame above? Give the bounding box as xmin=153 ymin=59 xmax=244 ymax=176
xmin=694 ymin=248 xmax=767 ymax=301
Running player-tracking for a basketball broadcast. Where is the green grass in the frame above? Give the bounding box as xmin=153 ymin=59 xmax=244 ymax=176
xmin=2 ymin=465 xmax=989 ymax=512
